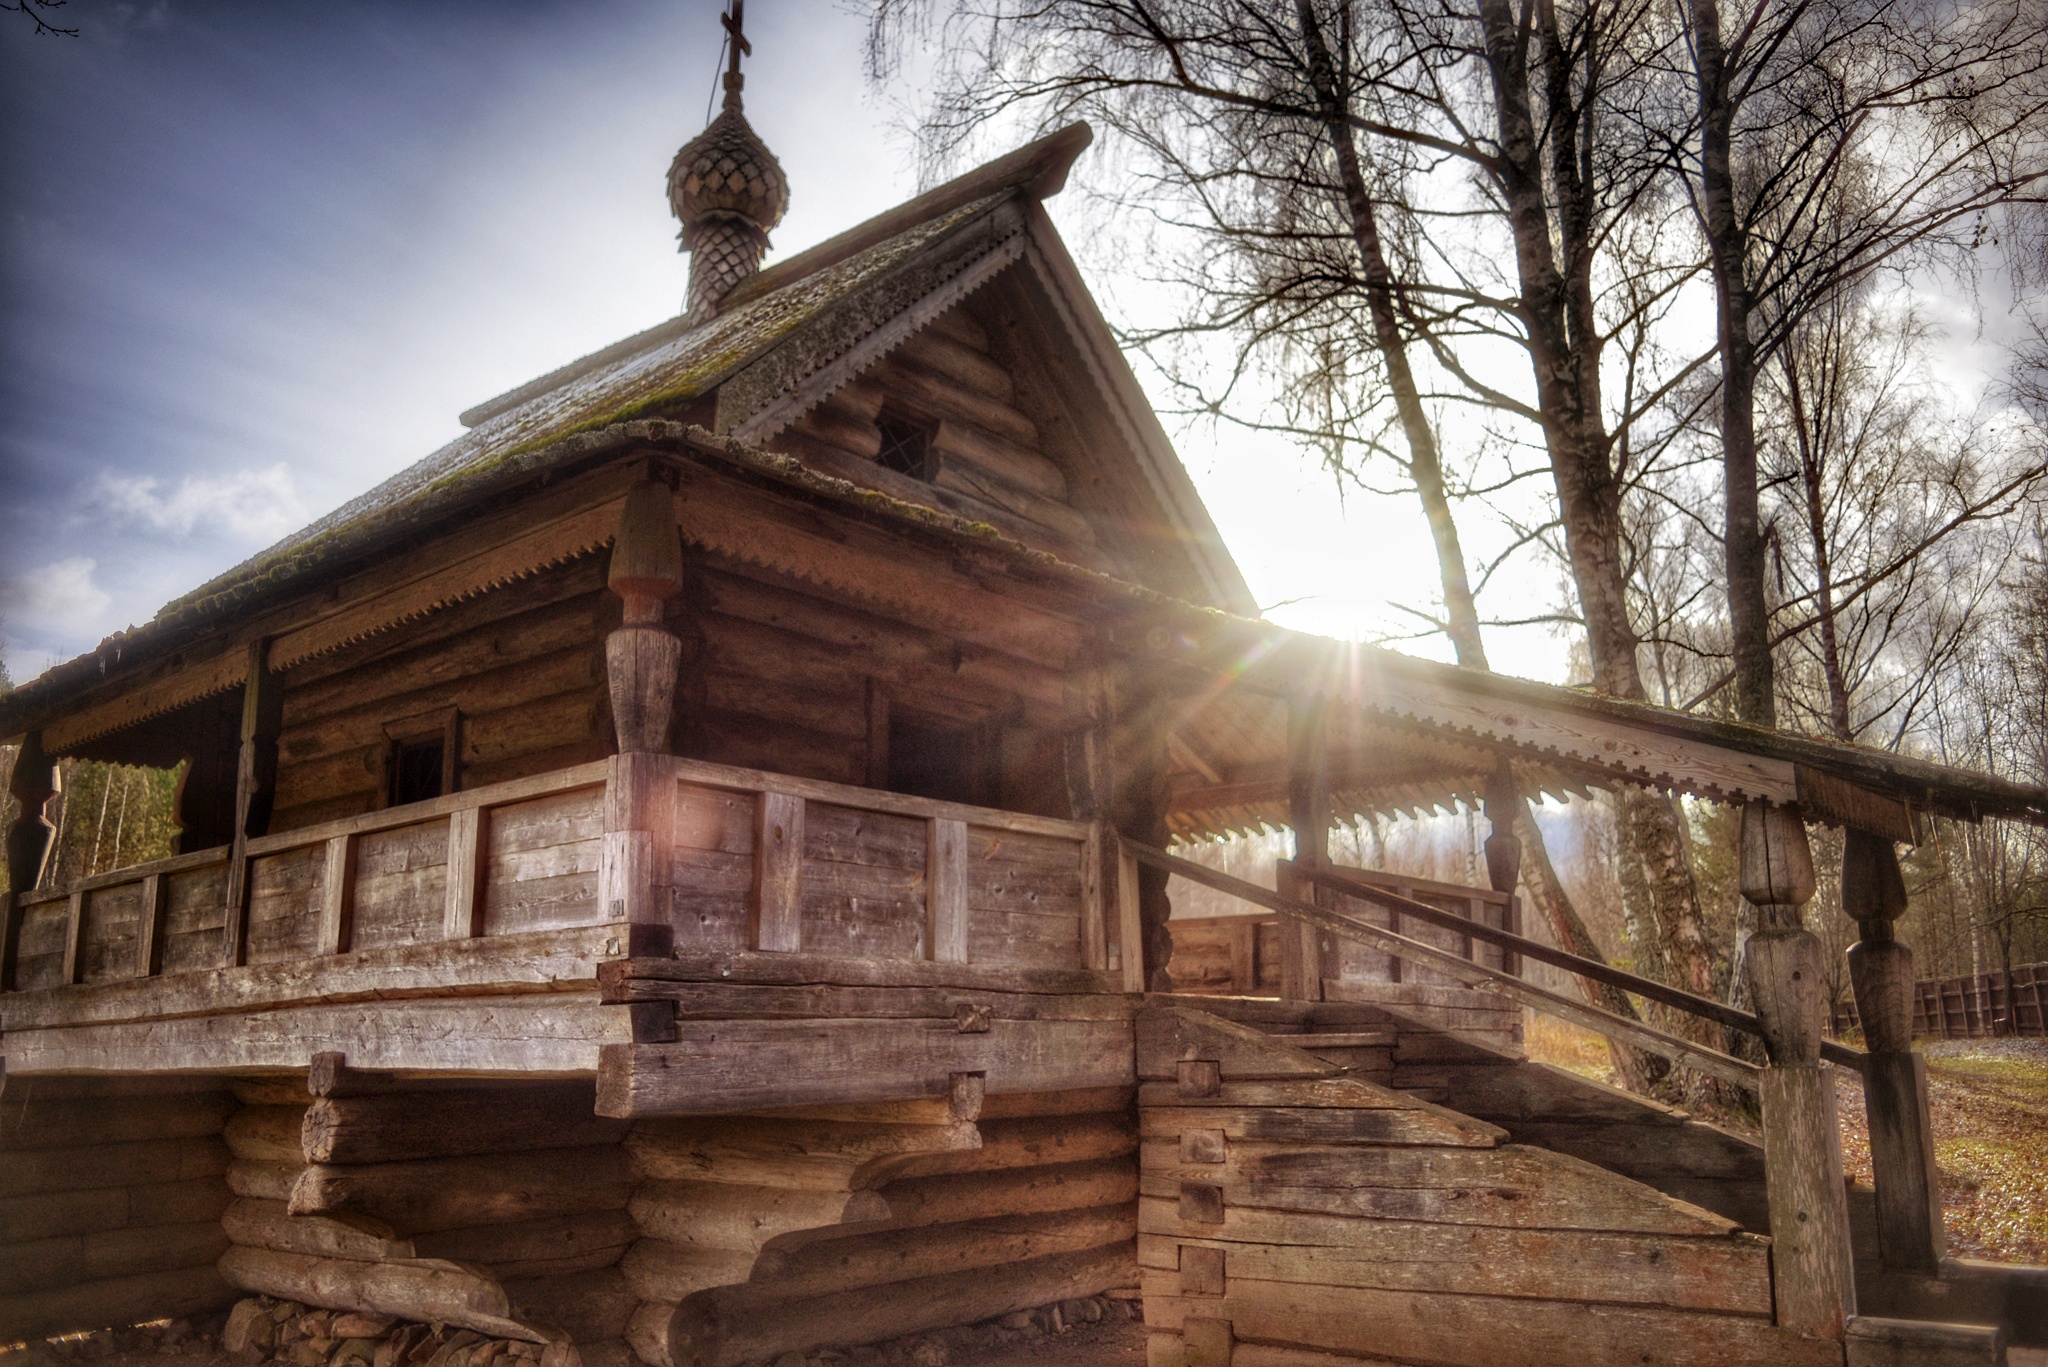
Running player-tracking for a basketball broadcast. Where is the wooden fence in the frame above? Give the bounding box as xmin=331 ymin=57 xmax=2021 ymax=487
xmin=1830 ymin=961 xmax=2048 ymax=1040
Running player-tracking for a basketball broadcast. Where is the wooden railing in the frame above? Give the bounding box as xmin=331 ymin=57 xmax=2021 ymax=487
xmin=1164 ymin=867 xmax=1519 ymax=996
xmin=4 ymin=756 xmax=1116 ymax=992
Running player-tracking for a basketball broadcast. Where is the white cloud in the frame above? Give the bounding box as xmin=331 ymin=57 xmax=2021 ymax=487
xmin=0 ymin=556 xmax=112 ymax=624
xmin=91 ymin=464 xmax=306 ymax=543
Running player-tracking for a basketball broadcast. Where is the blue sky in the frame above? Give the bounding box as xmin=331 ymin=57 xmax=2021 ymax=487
xmin=0 ymin=0 xmax=1580 ymax=689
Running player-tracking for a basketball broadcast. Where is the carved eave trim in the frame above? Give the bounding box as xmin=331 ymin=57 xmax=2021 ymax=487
xmin=42 ymin=647 xmax=250 ymax=753
xmin=721 ymin=203 xmax=1028 ymax=444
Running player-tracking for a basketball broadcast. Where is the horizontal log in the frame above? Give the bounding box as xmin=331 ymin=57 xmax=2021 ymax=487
xmin=415 ymin=1209 xmax=638 ymax=1280
xmin=227 ymin=1159 xmax=303 ymax=1203
xmin=225 ymin=1106 xmax=308 ymax=1164
xmin=302 ymin=1085 xmax=625 ymax=1164
xmin=222 ymin=1198 xmax=414 ymax=1261
xmin=0 ymin=1136 xmax=229 ymax=1199
xmin=216 ymin=1245 xmax=541 ymax=1343
xmin=0 ymin=1090 xmax=238 ymax=1151
xmin=0 ymin=1219 xmax=229 ymax=1297
xmin=1135 ymin=1005 xmax=1338 ymax=1083
xmin=979 ymin=1086 xmax=1135 ymax=1120
xmin=861 ymin=1156 xmax=1139 ymax=1234
xmin=629 ymin=1181 xmax=890 ymax=1253
xmin=626 ymin=1118 xmax=981 ymax=1191
xmin=598 ymin=1017 xmax=1133 ymax=1118
xmin=0 ymin=925 xmax=619 ymax=1033
xmin=1134 ymin=1203 xmax=1772 ymax=1314
xmin=1408 ymin=1060 xmax=1693 ymax=1126
xmin=230 ymin=1077 xmax=318 ymax=1107
xmin=599 ymin=951 xmax=1122 ymax=1002
xmin=0 ymin=1176 xmax=229 ymax=1245
xmin=928 ymin=417 xmax=1066 ymax=501
xmin=619 ymin=1239 xmax=757 ymax=1303
xmin=754 ymin=1204 xmax=1136 ymax=1300
xmin=1135 ymin=1141 xmax=1738 ymax=1236
xmin=1140 ymin=1275 xmax=1838 ymax=1367
xmin=669 ymin=1242 xmax=1135 ymax=1365
xmin=0 ymin=1265 xmax=235 ymax=1344
xmin=7 ymin=991 xmax=628 ymax=1076
xmin=896 ymin=328 xmax=1016 ymax=406
xmin=868 ymin=358 xmax=1038 ymax=447
xmin=289 ymin=1144 xmax=632 ymax=1235
xmin=627 ymin=1300 xmax=680 ymax=1367
xmin=856 ymin=1114 xmax=1136 ymax=1185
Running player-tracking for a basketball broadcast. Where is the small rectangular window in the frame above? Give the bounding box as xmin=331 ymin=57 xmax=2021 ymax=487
xmin=875 ymin=411 xmax=934 ymax=482
xmin=391 ymin=737 xmax=445 ymax=806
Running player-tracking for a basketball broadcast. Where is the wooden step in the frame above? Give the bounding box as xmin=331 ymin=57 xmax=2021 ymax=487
xmin=1293 ymin=1031 xmax=1396 ymax=1049
xmin=1845 ymin=1315 xmax=2005 ymax=1367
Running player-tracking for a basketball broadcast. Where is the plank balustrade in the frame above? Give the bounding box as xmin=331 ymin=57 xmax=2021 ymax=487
xmin=4 ymin=755 xmax=1116 ymax=994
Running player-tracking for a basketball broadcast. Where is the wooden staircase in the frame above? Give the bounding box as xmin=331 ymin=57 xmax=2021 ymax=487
xmin=1136 ymin=999 xmax=2010 ymax=1367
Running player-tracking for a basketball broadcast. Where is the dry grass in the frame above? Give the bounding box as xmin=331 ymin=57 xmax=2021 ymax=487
xmin=1835 ymin=1038 xmax=2048 ymax=1265
xmin=1523 ymin=1011 xmax=1623 ymax=1085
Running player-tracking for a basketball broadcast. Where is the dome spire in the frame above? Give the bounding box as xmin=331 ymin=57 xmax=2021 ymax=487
xmin=669 ymin=0 xmax=789 ymax=322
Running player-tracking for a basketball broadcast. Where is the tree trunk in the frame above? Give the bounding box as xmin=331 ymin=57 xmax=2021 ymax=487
xmin=1783 ymin=353 xmax=1855 ymax=740
xmin=1691 ymin=0 xmax=1776 ymax=728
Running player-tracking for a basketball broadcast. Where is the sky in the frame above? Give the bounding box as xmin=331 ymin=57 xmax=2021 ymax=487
xmin=0 ymin=0 xmax=1575 ymax=688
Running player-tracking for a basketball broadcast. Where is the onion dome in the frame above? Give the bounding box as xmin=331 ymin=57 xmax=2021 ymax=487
xmin=669 ymin=64 xmax=788 ymax=320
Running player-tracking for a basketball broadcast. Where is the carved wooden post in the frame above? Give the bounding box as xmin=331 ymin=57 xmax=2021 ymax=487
xmin=1482 ymin=763 xmax=1524 ymax=978
xmin=3 ymin=730 xmax=57 ymax=990
xmin=1279 ymin=694 xmax=1330 ymax=1001
xmin=1843 ymin=827 xmax=1943 ymax=1273
xmin=607 ymin=479 xmax=685 ymax=755
xmin=602 ymin=478 xmax=685 ymax=962
xmin=1740 ymin=800 xmax=1856 ymax=1338
xmin=221 ymin=639 xmax=285 ymax=968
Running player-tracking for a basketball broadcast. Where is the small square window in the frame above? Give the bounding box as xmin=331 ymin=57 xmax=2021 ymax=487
xmin=875 ymin=412 xmax=934 ymax=481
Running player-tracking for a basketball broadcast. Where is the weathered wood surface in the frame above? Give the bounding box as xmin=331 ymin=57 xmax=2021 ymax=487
xmin=0 ymin=1219 xmax=228 ymax=1298
xmin=6 ymin=991 xmax=628 ymax=1075
xmin=629 ymin=1181 xmax=890 ymax=1253
xmin=600 ymin=949 xmax=1119 ymax=999
xmin=289 ymin=1143 xmax=633 ymax=1234
xmin=667 ymin=1242 xmax=1136 ymax=1367
xmin=598 ymin=1016 xmax=1133 ymax=1117
xmin=217 ymin=1245 xmax=543 ymax=1343
xmin=415 ymin=1210 xmax=639 ymax=1280
xmin=1 ymin=925 xmax=619 ymax=1032
xmin=0 ymin=1136 xmax=230 ymax=1199
xmin=0 ymin=1176 xmax=228 ymax=1245
xmin=626 ymin=1117 xmax=982 ymax=1190
xmin=1141 ymin=1275 xmax=1842 ymax=1367
xmin=302 ymin=1084 xmax=626 ymax=1164
xmin=1135 ymin=1208 xmax=1771 ymax=1313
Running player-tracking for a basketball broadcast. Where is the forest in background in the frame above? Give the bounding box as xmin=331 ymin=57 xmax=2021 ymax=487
xmin=863 ymin=0 xmax=2048 ymax=1068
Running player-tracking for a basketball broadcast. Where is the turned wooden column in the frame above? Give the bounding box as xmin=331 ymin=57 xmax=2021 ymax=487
xmin=1482 ymin=763 xmax=1524 ymax=978
xmin=601 ymin=478 xmax=685 ymax=960
xmin=1740 ymin=799 xmax=1856 ymax=1338
xmin=607 ymin=479 xmax=685 ymax=755
xmin=1278 ymin=694 xmax=1330 ymax=1001
xmin=1843 ymin=827 xmax=1943 ymax=1273
xmin=3 ymin=730 xmax=57 ymax=990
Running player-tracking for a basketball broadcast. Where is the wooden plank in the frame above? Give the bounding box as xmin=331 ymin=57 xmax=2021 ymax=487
xmin=5 ymin=991 xmax=629 ymax=1077
xmin=132 ymin=873 xmax=168 ymax=980
xmin=927 ymin=817 xmax=967 ymax=964
xmin=1135 ymin=1004 xmax=1338 ymax=1083
xmin=602 ymin=948 xmax=1119 ymax=999
xmin=752 ymin=792 xmax=804 ymax=953
xmin=443 ymin=805 xmax=487 ymax=940
xmin=316 ymin=835 xmax=357 ymax=956
xmin=1080 ymin=824 xmax=1106 ymax=972
xmin=1135 ymin=1204 xmax=1772 ymax=1313
xmin=60 ymin=890 xmax=87 ymax=986
xmin=0 ymin=1265 xmax=235 ymax=1346
xmin=1140 ymin=1275 xmax=1839 ymax=1367
xmin=1141 ymin=1105 xmax=1495 ymax=1149
xmin=244 ymin=766 xmax=608 ymax=857
xmin=1137 ymin=1140 xmax=1738 ymax=1236
xmin=597 ymin=1017 xmax=1134 ymax=1117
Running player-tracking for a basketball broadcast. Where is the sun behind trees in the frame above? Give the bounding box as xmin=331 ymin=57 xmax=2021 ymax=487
xmin=864 ymin=0 xmax=2048 ymax=1098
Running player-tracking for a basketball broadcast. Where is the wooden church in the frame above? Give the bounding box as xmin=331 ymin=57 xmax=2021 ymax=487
xmin=3 ymin=15 xmax=2045 ymax=1366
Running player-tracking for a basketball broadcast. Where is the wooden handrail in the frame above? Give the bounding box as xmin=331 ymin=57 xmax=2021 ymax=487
xmin=1129 ymin=839 xmax=1761 ymax=1091
xmin=1295 ymin=862 xmax=1868 ymax=1075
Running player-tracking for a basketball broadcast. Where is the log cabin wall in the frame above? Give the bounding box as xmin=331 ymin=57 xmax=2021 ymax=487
xmin=0 ymin=1077 xmax=236 ymax=1342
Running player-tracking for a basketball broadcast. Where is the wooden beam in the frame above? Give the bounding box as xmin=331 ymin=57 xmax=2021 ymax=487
xmin=221 ymin=640 xmax=284 ymax=970
xmin=316 ymin=836 xmax=357 ymax=957
xmin=134 ymin=871 xmax=168 ymax=980
xmin=3 ymin=729 xmax=56 ymax=991
xmin=60 ymin=891 xmax=87 ymax=986
xmin=1117 ymin=839 xmax=1145 ymax=994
